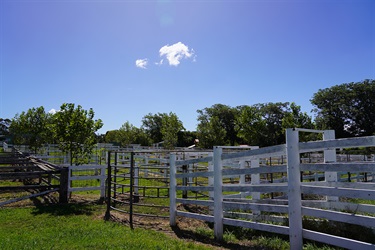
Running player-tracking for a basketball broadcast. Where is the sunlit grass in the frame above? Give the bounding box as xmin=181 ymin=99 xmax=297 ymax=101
xmin=0 ymin=204 xmax=210 ymax=250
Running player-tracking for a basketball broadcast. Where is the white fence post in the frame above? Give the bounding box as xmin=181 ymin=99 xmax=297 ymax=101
xmin=251 ymin=152 xmax=260 ymax=215
xmin=67 ymin=166 xmax=72 ymax=198
xmin=134 ymin=162 xmax=139 ymax=199
xmin=239 ymin=160 xmax=246 ymax=198
xmin=286 ymin=128 xmax=303 ymax=249
xmin=213 ymin=146 xmax=223 ymax=241
xmin=208 ymin=152 xmax=214 ymax=212
xmin=169 ymin=153 xmax=177 ymax=226
xmin=324 ymin=130 xmax=338 ymax=202
xmin=188 ymin=164 xmax=193 ymax=186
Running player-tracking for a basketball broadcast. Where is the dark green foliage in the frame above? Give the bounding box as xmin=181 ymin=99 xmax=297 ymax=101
xmin=177 ymin=130 xmax=198 ymax=147
xmin=53 ymin=103 xmax=103 ymax=165
xmin=311 ymin=79 xmax=375 ymax=138
xmin=9 ymin=106 xmax=53 ymax=153
xmin=196 ymin=102 xmax=315 ymax=148
xmin=196 ymin=104 xmax=239 ymax=148
xmin=142 ymin=112 xmax=184 ymax=149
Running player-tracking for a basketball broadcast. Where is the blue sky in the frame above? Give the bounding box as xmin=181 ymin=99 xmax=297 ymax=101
xmin=1 ymin=0 xmax=374 ymax=133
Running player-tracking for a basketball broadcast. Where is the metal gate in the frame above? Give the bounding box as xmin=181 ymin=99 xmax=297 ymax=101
xmin=105 ymin=151 xmax=171 ymax=228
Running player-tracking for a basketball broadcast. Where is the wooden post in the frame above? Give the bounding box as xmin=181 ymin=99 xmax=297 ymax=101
xmin=286 ymin=128 xmax=303 ymax=249
xmin=213 ymin=146 xmax=223 ymax=241
xmin=59 ymin=166 xmax=69 ymax=204
xmin=169 ymin=154 xmax=177 ymax=226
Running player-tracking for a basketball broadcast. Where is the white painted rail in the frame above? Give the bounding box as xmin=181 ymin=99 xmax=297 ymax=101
xmin=68 ymin=165 xmax=106 ymax=200
xmin=169 ymin=129 xmax=375 ymax=249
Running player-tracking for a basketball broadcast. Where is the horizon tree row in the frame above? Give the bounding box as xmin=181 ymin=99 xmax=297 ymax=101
xmin=1 ymin=79 xmax=374 ymax=151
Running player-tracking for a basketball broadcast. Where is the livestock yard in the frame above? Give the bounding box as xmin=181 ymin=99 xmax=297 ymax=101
xmin=1 ymin=128 xmax=375 ymax=249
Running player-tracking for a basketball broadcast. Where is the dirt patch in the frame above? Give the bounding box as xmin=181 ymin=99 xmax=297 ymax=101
xmin=108 ymin=208 xmax=268 ymax=250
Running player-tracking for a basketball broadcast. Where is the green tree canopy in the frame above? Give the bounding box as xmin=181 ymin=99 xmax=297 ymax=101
xmin=311 ymin=79 xmax=375 ymax=138
xmin=141 ymin=112 xmax=184 ymax=149
xmin=118 ymin=121 xmax=150 ymax=147
xmin=141 ymin=113 xmax=164 ymax=143
xmin=161 ymin=112 xmax=184 ymax=149
xmin=52 ymin=103 xmax=103 ymax=165
xmin=196 ymin=102 xmax=314 ymax=148
xmin=196 ymin=104 xmax=238 ymax=148
xmin=235 ymin=105 xmax=266 ymax=146
xmin=9 ymin=106 xmax=52 ymax=153
xmin=281 ymin=102 xmax=315 ymax=142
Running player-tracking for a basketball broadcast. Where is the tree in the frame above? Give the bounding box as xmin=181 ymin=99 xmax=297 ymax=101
xmin=141 ymin=113 xmax=164 ymax=143
xmin=255 ymin=102 xmax=290 ymax=146
xmin=197 ymin=115 xmax=227 ymax=148
xmin=105 ymin=130 xmax=122 ymax=146
xmin=196 ymin=104 xmax=238 ymax=148
xmin=141 ymin=112 xmax=184 ymax=148
xmin=0 ymin=118 xmax=11 ymax=141
xmin=161 ymin=112 xmax=184 ymax=149
xmin=311 ymin=79 xmax=375 ymax=138
xmin=346 ymin=80 xmax=375 ymax=136
xmin=177 ymin=130 xmax=198 ymax=148
xmin=118 ymin=121 xmax=150 ymax=147
xmin=52 ymin=103 xmax=103 ymax=165
xmin=235 ymin=105 xmax=266 ymax=146
xmin=9 ymin=106 xmax=52 ymax=153
xmin=281 ymin=102 xmax=315 ymax=142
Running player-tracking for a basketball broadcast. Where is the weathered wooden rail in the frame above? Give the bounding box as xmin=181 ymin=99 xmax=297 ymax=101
xmin=0 ymin=150 xmax=64 ymax=206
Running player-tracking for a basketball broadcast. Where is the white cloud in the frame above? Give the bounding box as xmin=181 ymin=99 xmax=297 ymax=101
xmin=155 ymin=59 xmax=164 ymax=66
xmin=48 ymin=109 xmax=58 ymax=114
xmin=159 ymin=42 xmax=194 ymax=66
xmin=135 ymin=58 xmax=148 ymax=69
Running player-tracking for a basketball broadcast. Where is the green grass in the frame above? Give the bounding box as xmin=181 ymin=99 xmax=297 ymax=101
xmin=0 ymin=204 xmax=209 ymax=250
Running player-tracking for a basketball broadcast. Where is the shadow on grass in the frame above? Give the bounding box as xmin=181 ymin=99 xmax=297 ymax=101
xmin=171 ymin=225 xmax=269 ymax=250
xmin=31 ymin=202 xmax=96 ymax=216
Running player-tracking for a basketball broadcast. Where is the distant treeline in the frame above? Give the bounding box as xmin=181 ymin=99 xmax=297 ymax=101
xmin=1 ymin=79 xmax=374 ymax=151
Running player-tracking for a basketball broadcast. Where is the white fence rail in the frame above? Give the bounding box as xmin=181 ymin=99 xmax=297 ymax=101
xmin=169 ymin=129 xmax=375 ymax=249
xmin=67 ymin=165 xmax=106 ymax=200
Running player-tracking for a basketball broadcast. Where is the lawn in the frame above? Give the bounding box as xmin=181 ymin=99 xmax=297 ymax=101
xmin=0 ymin=203 xmax=210 ymax=250
xmin=0 ymin=199 xmax=340 ymax=250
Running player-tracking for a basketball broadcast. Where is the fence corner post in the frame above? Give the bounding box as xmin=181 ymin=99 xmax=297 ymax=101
xmin=286 ymin=128 xmax=303 ymax=249
xmin=169 ymin=153 xmax=177 ymax=227
xmin=59 ymin=166 xmax=69 ymax=204
xmin=213 ymin=146 xmax=223 ymax=241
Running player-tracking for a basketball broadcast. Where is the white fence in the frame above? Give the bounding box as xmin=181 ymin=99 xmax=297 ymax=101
xmin=169 ymin=129 xmax=375 ymax=249
xmin=67 ymin=165 xmax=106 ymax=200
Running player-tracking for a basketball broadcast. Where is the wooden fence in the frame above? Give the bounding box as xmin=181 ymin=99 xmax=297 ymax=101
xmin=169 ymin=129 xmax=375 ymax=249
